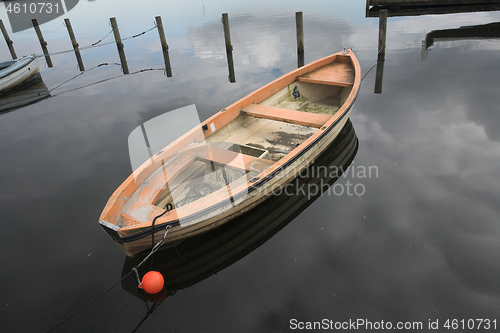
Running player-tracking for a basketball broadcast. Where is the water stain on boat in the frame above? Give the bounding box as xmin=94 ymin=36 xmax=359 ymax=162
xmin=267 ymin=131 xmax=311 ymax=150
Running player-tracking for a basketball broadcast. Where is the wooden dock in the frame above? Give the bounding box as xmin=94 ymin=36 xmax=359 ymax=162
xmin=366 ymin=0 xmax=500 ymax=17
xmin=368 ymin=0 xmax=500 ymax=5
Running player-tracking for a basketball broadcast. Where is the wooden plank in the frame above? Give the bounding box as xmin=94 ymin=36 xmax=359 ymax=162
xmin=298 ymin=61 xmax=354 ymax=87
xmin=189 ymin=146 xmax=274 ymax=171
xmin=242 ymin=104 xmax=331 ymax=128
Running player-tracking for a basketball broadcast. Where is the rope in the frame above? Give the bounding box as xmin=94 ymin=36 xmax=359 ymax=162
xmin=49 ymin=67 xmax=166 ymax=97
xmin=91 ymin=29 xmax=116 ymax=47
xmin=359 ymin=46 xmax=386 ymax=82
xmin=49 ymin=62 xmax=121 ymax=93
xmin=34 ymin=24 xmax=158 ymax=59
xmin=44 ymin=219 xmax=172 ymax=332
xmin=43 ymin=270 xmax=135 ymax=333
xmin=361 ymin=63 xmax=377 ymax=82
xmin=361 ymin=45 xmax=385 ymax=70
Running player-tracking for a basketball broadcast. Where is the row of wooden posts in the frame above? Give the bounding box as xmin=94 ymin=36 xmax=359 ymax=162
xmin=2 ymin=11 xmax=388 ymax=92
xmin=1 ymin=12 xmax=307 ymax=83
xmin=0 ymin=15 xmax=173 ymax=76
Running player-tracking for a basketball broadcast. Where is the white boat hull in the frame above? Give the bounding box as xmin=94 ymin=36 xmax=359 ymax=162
xmin=0 ymin=56 xmax=40 ymax=93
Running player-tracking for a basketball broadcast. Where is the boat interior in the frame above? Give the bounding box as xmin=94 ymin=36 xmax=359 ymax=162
xmin=113 ymin=54 xmax=356 ymax=228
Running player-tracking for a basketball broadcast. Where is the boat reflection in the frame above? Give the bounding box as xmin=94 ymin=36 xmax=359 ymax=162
xmin=0 ymin=73 xmax=50 ymax=113
xmin=120 ymin=119 xmax=358 ymax=304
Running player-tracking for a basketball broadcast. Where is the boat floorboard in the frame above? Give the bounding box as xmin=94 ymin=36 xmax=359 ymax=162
xmin=242 ymin=104 xmax=331 ymax=128
xmin=299 ymin=61 xmax=354 ymax=87
xmin=207 ymin=114 xmax=317 ymax=161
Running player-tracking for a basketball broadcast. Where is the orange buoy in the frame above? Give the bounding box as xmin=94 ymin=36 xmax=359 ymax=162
xmin=138 ymin=271 xmax=164 ymax=294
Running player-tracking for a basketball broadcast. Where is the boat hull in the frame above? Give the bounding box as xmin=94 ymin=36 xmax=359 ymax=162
xmin=0 ymin=56 xmax=40 ymax=93
xmin=117 ymin=109 xmax=353 ymax=256
xmin=100 ymin=50 xmax=361 ymax=257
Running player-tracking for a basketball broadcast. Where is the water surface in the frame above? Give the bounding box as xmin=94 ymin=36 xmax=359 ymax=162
xmin=1 ymin=0 xmax=500 ymax=332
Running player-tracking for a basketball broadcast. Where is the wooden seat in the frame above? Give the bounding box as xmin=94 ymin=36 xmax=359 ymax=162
xmin=188 ymin=146 xmax=274 ymax=171
xmin=298 ymin=60 xmax=354 ymax=87
xmin=242 ymin=104 xmax=331 ymax=128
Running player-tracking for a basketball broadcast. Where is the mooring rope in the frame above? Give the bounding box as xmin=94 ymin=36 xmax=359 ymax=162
xmin=361 ymin=63 xmax=378 ymax=82
xmin=43 ymin=223 xmax=172 ymax=333
xmin=34 ymin=24 xmax=158 ymax=59
xmin=359 ymin=45 xmax=386 ymax=82
xmin=48 ymin=62 xmax=121 ymax=93
xmin=49 ymin=67 xmax=166 ymax=97
xmin=361 ymin=45 xmax=385 ymax=70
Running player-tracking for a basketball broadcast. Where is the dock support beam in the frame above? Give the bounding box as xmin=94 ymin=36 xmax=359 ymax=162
xmin=222 ymin=13 xmax=235 ymax=83
xmin=375 ymin=9 xmax=387 ymax=94
xmin=296 ymin=12 xmax=304 ymax=68
xmin=0 ymin=19 xmax=17 ymax=60
xmin=32 ymin=19 xmax=53 ymax=67
xmin=64 ymin=19 xmax=85 ymax=71
xmin=155 ymin=16 xmax=172 ymax=77
xmin=110 ymin=17 xmax=129 ymax=74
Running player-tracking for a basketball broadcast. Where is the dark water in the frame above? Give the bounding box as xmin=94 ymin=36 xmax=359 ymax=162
xmin=1 ymin=1 xmax=500 ymax=332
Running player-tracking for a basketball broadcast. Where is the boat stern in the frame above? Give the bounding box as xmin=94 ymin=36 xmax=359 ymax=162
xmin=99 ymin=220 xmax=123 ymax=242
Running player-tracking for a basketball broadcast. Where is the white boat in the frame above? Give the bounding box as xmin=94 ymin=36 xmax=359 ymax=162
xmin=0 ymin=55 xmax=40 ymax=93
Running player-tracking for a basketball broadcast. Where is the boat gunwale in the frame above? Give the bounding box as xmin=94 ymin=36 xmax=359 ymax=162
xmin=0 ymin=55 xmax=37 ymax=81
xmin=99 ymin=50 xmax=361 ymax=242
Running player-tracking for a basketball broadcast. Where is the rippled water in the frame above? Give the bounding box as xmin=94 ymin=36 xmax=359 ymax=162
xmin=1 ymin=0 xmax=500 ymax=332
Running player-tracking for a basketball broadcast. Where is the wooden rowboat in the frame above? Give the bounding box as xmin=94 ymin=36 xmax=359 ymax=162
xmin=121 ymin=120 xmax=358 ymax=301
xmin=0 ymin=55 xmax=39 ymax=93
xmin=99 ymin=49 xmax=361 ymax=257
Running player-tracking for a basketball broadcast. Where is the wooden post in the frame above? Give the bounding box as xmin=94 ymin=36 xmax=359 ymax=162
xmin=377 ymin=9 xmax=387 ymax=62
xmin=0 ymin=19 xmax=17 ymax=59
xmin=155 ymin=16 xmax=172 ymax=77
xmin=374 ymin=61 xmax=385 ymax=94
xmin=222 ymin=13 xmax=232 ymax=53
xmin=375 ymin=9 xmax=387 ymax=94
xmin=296 ymin=12 xmax=304 ymax=68
xmin=32 ymin=19 xmax=53 ymax=67
xmin=222 ymin=13 xmax=235 ymax=83
xmin=109 ymin=17 xmax=129 ymax=74
xmin=64 ymin=19 xmax=85 ymax=71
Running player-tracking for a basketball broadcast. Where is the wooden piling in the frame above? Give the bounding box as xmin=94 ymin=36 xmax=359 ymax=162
xmin=0 ymin=19 xmax=17 ymax=59
xmin=64 ymin=19 xmax=85 ymax=71
xmin=109 ymin=17 xmax=129 ymax=74
xmin=222 ymin=13 xmax=233 ymax=53
xmin=374 ymin=61 xmax=385 ymax=94
xmin=222 ymin=13 xmax=235 ymax=83
xmin=375 ymin=9 xmax=387 ymax=94
xmin=296 ymin=12 xmax=304 ymax=68
xmin=377 ymin=9 xmax=388 ymax=62
xmin=155 ymin=16 xmax=172 ymax=77
xmin=32 ymin=19 xmax=53 ymax=67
